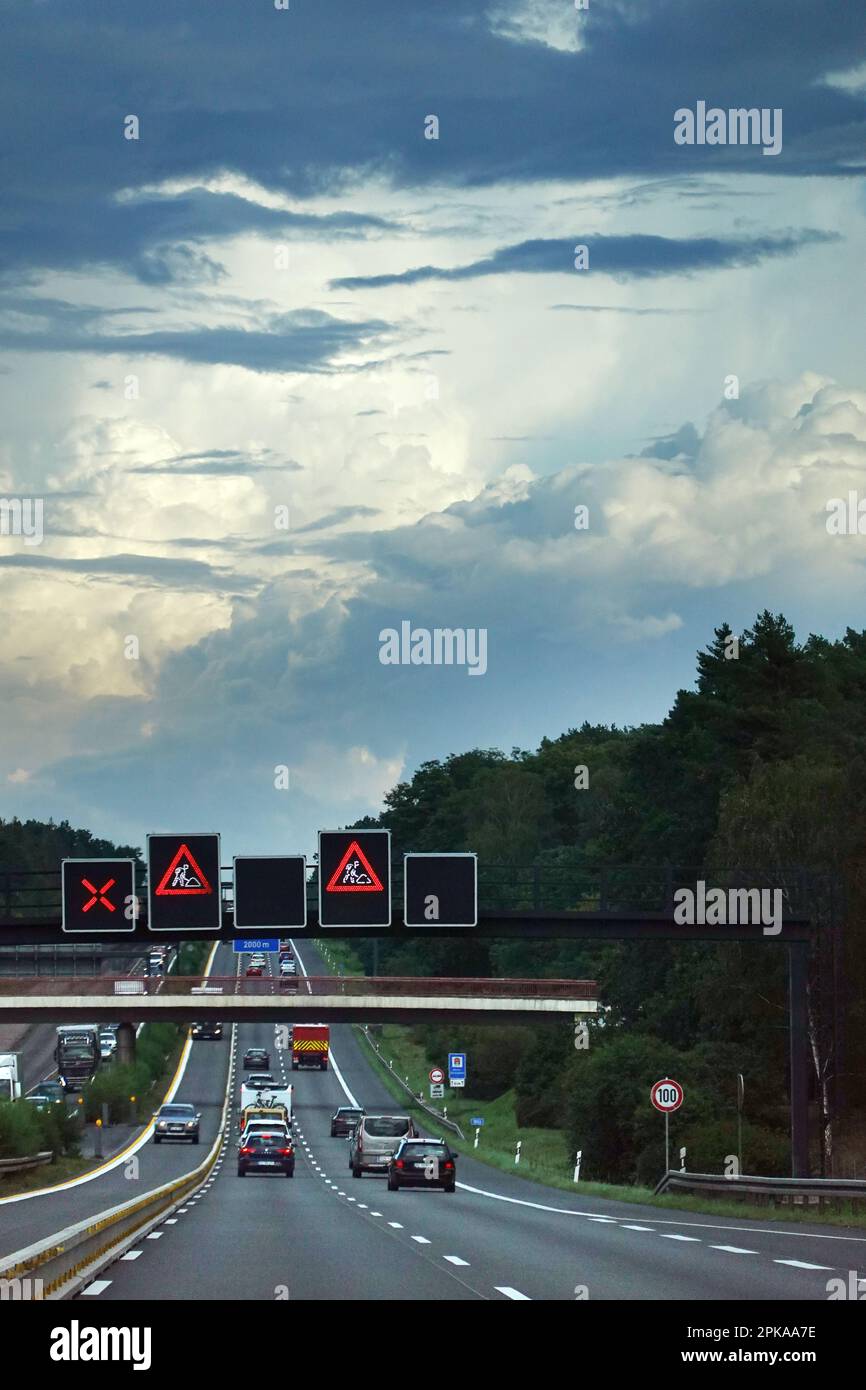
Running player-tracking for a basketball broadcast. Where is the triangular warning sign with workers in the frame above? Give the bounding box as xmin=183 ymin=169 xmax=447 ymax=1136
xmin=155 ymin=842 xmax=213 ymax=896
xmin=325 ymin=840 xmax=384 ymax=893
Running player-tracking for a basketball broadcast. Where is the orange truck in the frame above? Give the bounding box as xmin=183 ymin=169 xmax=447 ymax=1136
xmin=291 ymin=1023 xmax=329 ymax=1071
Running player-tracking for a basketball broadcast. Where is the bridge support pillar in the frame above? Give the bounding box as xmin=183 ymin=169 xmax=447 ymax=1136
xmin=115 ymin=1022 xmax=136 ymax=1068
xmin=788 ymin=943 xmax=810 ymax=1178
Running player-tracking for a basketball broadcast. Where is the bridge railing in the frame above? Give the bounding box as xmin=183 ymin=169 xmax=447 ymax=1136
xmin=0 ymin=974 xmax=598 ymax=1000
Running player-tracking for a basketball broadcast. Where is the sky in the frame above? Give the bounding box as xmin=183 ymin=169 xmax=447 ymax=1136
xmin=1 ymin=0 xmax=865 ymax=860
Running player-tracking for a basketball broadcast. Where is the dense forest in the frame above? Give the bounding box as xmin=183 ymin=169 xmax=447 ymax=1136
xmin=349 ymin=612 xmax=866 ymax=1181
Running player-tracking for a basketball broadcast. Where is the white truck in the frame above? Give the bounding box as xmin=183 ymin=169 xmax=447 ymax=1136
xmin=0 ymin=1052 xmax=23 ymax=1102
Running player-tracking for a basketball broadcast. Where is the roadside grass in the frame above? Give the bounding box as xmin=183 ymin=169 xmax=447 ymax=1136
xmin=0 ymin=1154 xmax=93 ymax=1198
xmin=0 ymin=1020 xmax=192 ymax=1200
xmin=355 ymin=1021 xmax=866 ymax=1228
xmin=314 ymin=939 xmax=364 ymax=976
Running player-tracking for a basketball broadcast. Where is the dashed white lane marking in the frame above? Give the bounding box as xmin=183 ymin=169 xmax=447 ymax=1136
xmin=710 ymin=1245 xmax=758 ymax=1255
xmin=358 ymin=1204 xmax=368 ymax=1209
xmin=622 ymin=1225 xmax=655 ymax=1232
xmin=444 ymin=1256 xmax=470 ymax=1266
xmin=347 ymin=1197 xmax=357 ymax=1203
xmin=774 ymin=1259 xmax=834 ymax=1271
xmin=496 ymin=1286 xmax=531 ymax=1300
xmin=164 ymin=1219 xmax=178 ymax=1225
xmin=370 ymin=1211 xmax=382 ymax=1217
xmin=81 ymin=1280 xmax=112 ymax=1295
xmin=659 ymin=1233 xmax=701 ymax=1242
xmin=146 ymin=1232 xmax=164 ymax=1240
xmin=337 ymin=1191 xmax=346 ymax=1196
xmin=411 ymin=1236 xmax=431 ymax=1245
xmin=121 ymin=1251 xmax=143 ymax=1261
xmin=587 ymin=1216 xmax=617 ymax=1223
xmin=388 ymin=1222 xmax=403 ymax=1229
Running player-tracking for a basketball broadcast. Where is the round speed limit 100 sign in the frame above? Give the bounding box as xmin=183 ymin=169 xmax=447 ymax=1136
xmin=650 ymin=1078 xmax=683 ymax=1113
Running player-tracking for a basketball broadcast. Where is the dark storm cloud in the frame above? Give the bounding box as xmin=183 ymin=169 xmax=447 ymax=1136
xmin=0 ymin=552 xmax=256 ymax=592
xmin=0 ymin=307 xmax=395 ymax=374
xmin=0 ymin=1 xmax=863 ymax=281
xmin=330 ymin=230 xmax=839 ymax=289
xmin=128 ymin=450 xmax=305 ymax=476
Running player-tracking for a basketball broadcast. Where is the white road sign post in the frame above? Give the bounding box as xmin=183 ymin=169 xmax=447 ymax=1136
xmin=573 ymin=1149 xmax=582 ymax=1183
xmin=650 ymin=1077 xmax=684 ymax=1175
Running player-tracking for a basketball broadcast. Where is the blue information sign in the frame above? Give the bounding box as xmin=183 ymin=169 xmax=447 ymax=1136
xmin=448 ymin=1051 xmax=466 ymax=1080
xmin=233 ymin=937 xmax=279 ymax=953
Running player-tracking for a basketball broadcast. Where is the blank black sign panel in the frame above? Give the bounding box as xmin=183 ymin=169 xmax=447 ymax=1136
xmin=233 ymin=856 xmax=307 ymax=930
xmin=404 ymin=853 xmax=478 ymax=928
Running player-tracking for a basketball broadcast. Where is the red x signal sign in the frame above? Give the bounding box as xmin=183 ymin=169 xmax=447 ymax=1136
xmin=61 ymin=859 xmax=136 ymax=934
xmin=81 ymin=877 xmax=117 ymax=913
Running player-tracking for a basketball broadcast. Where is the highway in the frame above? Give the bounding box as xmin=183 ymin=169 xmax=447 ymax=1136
xmin=4 ymin=940 xmax=854 ymax=1302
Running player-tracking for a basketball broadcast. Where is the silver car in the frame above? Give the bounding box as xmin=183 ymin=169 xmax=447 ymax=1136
xmin=351 ymin=1114 xmax=417 ymax=1177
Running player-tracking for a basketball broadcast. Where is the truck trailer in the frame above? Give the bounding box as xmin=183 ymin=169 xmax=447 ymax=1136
xmin=291 ymin=1023 xmax=329 ymax=1071
xmin=0 ymin=1052 xmax=22 ymax=1102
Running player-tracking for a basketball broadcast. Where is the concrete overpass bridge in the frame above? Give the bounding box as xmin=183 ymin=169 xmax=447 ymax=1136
xmin=0 ymin=974 xmax=599 ymax=1026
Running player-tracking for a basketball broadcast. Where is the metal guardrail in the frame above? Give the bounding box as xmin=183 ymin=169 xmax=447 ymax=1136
xmin=655 ymin=1170 xmax=866 ymax=1201
xmin=0 ymin=1150 xmax=53 ymax=1176
xmin=0 ymin=1035 xmax=235 ymax=1299
xmin=358 ymin=1026 xmax=464 ymax=1140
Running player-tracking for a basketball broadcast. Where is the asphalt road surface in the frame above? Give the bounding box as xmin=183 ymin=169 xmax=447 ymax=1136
xmin=45 ymin=940 xmax=866 ymax=1303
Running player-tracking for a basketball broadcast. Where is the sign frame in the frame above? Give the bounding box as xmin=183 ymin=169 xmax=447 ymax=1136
xmin=317 ymin=829 xmax=391 ymax=929
xmin=147 ymin=833 xmax=222 ymax=933
xmin=403 ymin=851 xmax=478 ymax=929
xmin=61 ymin=858 xmax=137 ymax=934
xmin=232 ymin=854 xmax=307 ymax=932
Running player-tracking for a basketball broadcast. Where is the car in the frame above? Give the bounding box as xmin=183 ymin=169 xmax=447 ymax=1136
xmin=191 ymin=1022 xmax=224 ymax=1040
xmin=279 ymin=975 xmax=298 ymax=993
xmin=330 ymin=1106 xmax=365 ymax=1137
xmin=279 ymin=962 xmax=295 ymax=975
xmin=387 ymin=1138 xmax=458 ymax=1192
xmin=26 ymin=1080 xmax=66 ymax=1110
xmin=153 ymin=1102 xmax=200 ymax=1144
xmin=246 ymin=1073 xmax=276 ymax=1089
xmin=237 ymin=1131 xmax=295 ymax=1177
xmin=246 ymin=965 xmax=263 ymax=977
xmin=350 ymin=1114 xmax=418 ymax=1177
xmin=243 ymin=1048 xmax=270 ymax=1069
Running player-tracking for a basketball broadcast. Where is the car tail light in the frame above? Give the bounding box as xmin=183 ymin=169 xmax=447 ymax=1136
xmin=240 ymin=1147 xmax=252 ymax=1155
xmin=280 ymin=1147 xmax=293 ymax=1156
xmin=443 ymin=1160 xmax=454 ymax=1170
xmin=395 ymin=1159 xmax=404 ymax=1168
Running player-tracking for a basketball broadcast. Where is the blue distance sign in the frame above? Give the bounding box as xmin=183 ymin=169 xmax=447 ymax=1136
xmin=233 ymin=938 xmax=279 ymax=954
